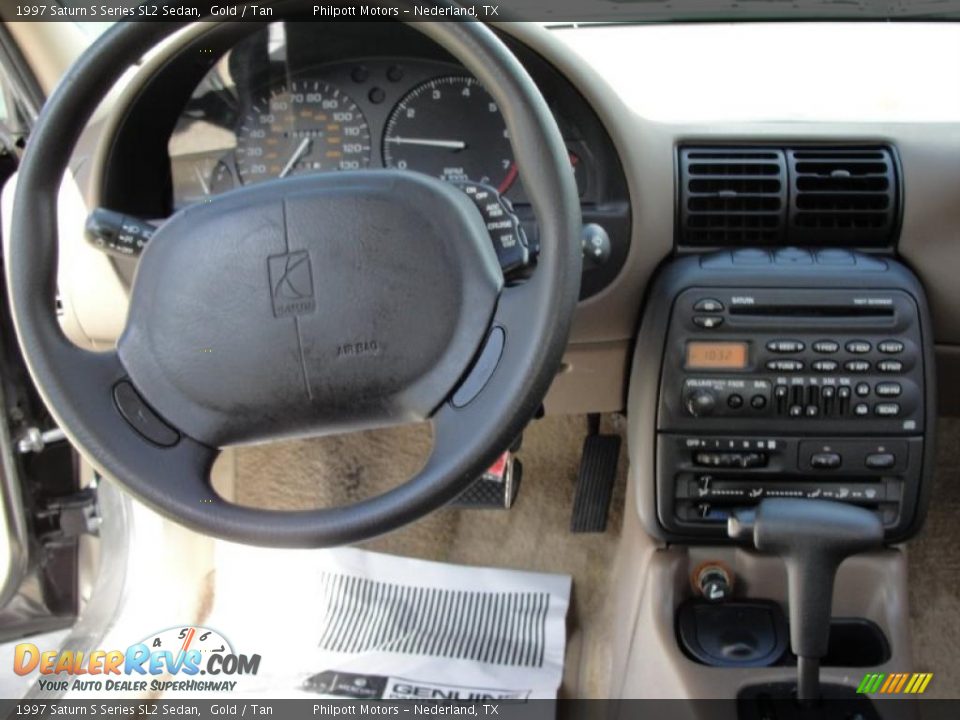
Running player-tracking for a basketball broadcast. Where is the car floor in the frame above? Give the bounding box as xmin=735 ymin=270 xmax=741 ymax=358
xmin=221 ymin=413 xmax=628 ymax=698
xmin=222 ymin=413 xmax=960 ymax=698
xmin=906 ymin=416 xmax=960 ymax=698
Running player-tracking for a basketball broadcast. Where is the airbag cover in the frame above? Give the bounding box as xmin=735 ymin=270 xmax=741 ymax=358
xmin=118 ymin=171 xmax=502 ymax=446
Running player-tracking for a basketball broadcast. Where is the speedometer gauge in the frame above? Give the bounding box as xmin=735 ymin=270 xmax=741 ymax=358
xmin=235 ymin=80 xmax=370 ymax=185
xmin=383 ymin=76 xmax=515 ymax=191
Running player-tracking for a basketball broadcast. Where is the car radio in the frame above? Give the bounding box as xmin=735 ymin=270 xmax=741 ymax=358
xmin=630 ymin=249 xmax=935 ymax=543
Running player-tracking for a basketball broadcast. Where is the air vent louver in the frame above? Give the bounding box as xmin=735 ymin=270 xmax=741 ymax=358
xmin=679 ymin=148 xmax=787 ymax=246
xmin=788 ymin=147 xmax=897 ymax=246
xmin=678 ymin=145 xmax=900 ymax=249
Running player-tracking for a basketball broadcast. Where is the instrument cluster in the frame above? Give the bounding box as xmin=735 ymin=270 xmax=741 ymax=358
xmin=168 ymin=25 xmax=591 ymax=208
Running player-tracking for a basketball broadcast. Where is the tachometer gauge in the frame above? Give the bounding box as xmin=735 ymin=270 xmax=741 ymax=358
xmin=235 ymin=80 xmax=371 ymax=185
xmin=383 ymin=76 xmax=515 ymax=191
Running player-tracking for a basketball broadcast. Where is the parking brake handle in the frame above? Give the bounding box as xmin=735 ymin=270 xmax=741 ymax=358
xmin=728 ymin=498 xmax=883 ymax=702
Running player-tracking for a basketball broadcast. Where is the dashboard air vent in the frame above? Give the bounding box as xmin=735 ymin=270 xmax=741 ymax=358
xmin=787 ymin=147 xmax=897 ymax=246
xmin=678 ymin=148 xmax=787 ymax=246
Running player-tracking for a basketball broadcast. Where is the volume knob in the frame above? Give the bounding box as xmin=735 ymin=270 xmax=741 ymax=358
xmin=686 ymin=389 xmax=718 ymax=417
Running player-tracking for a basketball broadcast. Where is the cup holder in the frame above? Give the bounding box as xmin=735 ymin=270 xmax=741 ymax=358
xmin=678 ymin=600 xmax=890 ymax=668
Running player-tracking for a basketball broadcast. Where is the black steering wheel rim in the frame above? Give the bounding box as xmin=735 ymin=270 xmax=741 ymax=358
xmin=7 ymin=14 xmax=581 ymax=548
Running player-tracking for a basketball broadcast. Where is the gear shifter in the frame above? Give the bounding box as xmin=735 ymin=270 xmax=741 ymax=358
xmin=728 ymin=499 xmax=884 ymax=702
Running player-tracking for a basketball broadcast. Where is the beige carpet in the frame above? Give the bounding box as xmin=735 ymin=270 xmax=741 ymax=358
xmin=227 ymin=413 xmax=628 ymax=698
xmin=908 ymin=417 xmax=960 ymax=698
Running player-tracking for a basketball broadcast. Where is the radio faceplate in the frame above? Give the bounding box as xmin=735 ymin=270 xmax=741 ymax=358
xmin=629 ymin=251 xmax=936 ymax=544
xmin=660 ymin=288 xmax=924 ymax=436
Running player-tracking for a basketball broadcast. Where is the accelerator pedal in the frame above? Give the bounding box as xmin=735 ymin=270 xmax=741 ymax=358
xmin=571 ymin=414 xmax=621 ymax=533
xmin=451 ymin=452 xmax=522 ymax=509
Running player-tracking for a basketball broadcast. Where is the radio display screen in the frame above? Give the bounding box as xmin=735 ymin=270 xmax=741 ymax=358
xmin=686 ymin=341 xmax=749 ymax=370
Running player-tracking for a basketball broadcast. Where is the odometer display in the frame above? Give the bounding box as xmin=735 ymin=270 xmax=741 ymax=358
xmin=235 ymin=79 xmax=370 ymax=185
xmin=382 ymin=76 xmax=515 ymax=191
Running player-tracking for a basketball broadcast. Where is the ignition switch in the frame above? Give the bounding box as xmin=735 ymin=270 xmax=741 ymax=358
xmin=692 ymin=560 xmax=734 ymax=602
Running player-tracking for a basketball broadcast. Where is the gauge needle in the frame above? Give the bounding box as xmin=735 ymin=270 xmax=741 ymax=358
xmin=194 ymin=165 xmax=211 ymax=195
xmin=279 ymin=137 xmax=312 ymax=178
xmin=385 ymin=137 xmax=467 ymax=150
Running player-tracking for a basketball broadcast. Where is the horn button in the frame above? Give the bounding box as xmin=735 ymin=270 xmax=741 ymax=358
xmin=118 ymin=171 xmax=503 ymax=447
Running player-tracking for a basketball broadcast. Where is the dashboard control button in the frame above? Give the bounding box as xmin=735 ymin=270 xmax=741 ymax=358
xmin=767 ymin=360 xmax=803 ymax=371
xmin=694 ymin=298 xmax=724 ymax=312
xmin=750 ymin=394 xmax=767 ymax=410
xmin=727 ymin=394 xmax=744 ymax=409
xmin=875 ymin=382 xmax=902 ymax=397
xmin=693 ymin=315 xmax=723 ymax=329
xmin=844 ymin=360 xmax=870 ymax=373
xmin=878 ymin=340 xmax=904 ymax=354
xmin=845 ymin=340 xmax=872 ymax=354
xmin=811 ymin=452 xmax=842 ymax=469
xmin=815 ymin=249 xmax=856 ymax=265
xmin=789 ymin=405 xmax=803 ymax=417
xmin=731 ymin=249 xmax=771 ymax=264
xmin=855 ymin=382 xmax=871 ymax=397
xmin=805 ymin=405 xmax=819 ymax=417
xmin=113 ymin=381 xmax=179 ymax=447
xmin=865 ymin=453 xmax=896 ymax=470
xmin=774 ymin=385 xmax=789 ymax=412
xmin=451 ymin=327 xmax=505 ymax=407
xmin=838 ymin=386 xmax=852 ymax=413
xmin=878 ymin=360 xmax=904 ymax=373
xmin=774 ymin=247 xmax=813 ymax=265
xmin=813 ymin=340 xmax=840 ymax=354
xmin=812 ymin=360 xmax=838 ymax=372
xmin=686 ymin=389 xmax=718 ymax=417
xmin=767 ymin=340 xmax=805 ymax=353
xmin=854 ymin=403 xmax=870 ymax=416
xmin=875 ymin=403 xmax=901 ymax=417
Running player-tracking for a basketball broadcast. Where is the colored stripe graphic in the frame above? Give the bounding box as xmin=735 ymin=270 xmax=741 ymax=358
xmin=857 ymin=672 xmax=932 ymax=694
xmin=315 ymin=572 xmax=552 ymax=667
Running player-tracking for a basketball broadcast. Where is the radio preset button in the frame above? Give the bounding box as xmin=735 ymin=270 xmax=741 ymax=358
xmin=846 ymin=340 xmax=872 ymax=354
xmin=875 ymin=403 xmax=901 ymax=417
xmin=813 ymin=340 xmax=840 ymax=353
xmin=875 ymin=382 xmax=902 ymax=397
xmin=767 ymin=359 xmax=803 ymax=371
xmin=878 ymin=360 xmax=904 ymax=373
xmin=845 ymin=360 xmax=870 ymax=373
xmin=811 ymin=452 xmax=842 ymax=469
xmin=812 ymin=360 xmax=838 ymax=372
xmin=693 ymin=315 xmax=723 ymax=329
xmin=854 ymin=403 xmax=870 ymax=416
xmin=878 ymin=340 xmax=904 ymax=354
xmin=855 ymin=383 xmax=871 ymax=397
xmin=767 ymin=340 xmax=805 ymax=353
xmin=694 ymin=298 xmax=724 ymax=312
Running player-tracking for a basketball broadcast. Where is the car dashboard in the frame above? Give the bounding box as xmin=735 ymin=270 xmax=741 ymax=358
xmin=98 ymin=21 xmax=630 ymax=300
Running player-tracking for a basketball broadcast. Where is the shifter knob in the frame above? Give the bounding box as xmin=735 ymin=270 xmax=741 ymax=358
xmin=729 ymin=499 xmax=884 ymax=701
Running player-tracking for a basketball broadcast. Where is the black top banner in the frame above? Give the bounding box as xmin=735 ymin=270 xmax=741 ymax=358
xmin=2 ymin=0 xmax=960 ymax=23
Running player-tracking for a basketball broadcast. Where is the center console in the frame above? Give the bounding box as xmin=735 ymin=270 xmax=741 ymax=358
xmin=631 ymin=248 xmax=936 ymax=543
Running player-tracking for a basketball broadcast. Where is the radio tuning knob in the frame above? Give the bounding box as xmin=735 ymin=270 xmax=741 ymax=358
xmin=686 ymin=389 xmax=718 ymax=417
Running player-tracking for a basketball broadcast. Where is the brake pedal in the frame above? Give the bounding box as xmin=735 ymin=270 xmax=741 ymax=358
xmin=451 ymin=452 xmax=522 ymax=509
xmin=571 ymin=415 xmax=621 ymax=532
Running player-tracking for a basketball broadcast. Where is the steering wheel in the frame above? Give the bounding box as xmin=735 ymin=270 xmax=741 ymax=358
xmin=6 ymin=15 xmax=581 ymax=548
